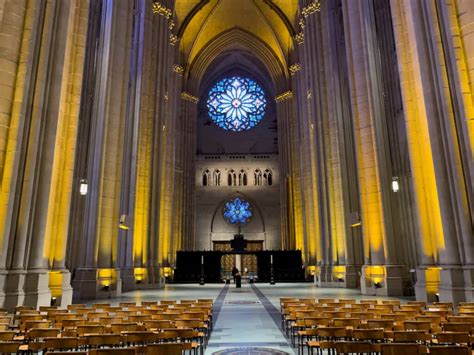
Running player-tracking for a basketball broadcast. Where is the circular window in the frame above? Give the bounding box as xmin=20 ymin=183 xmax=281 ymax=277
xmin=207 ymin=76 xmax=267 ymax=132
xmin=223 ymin=197 xmax=253 ymax=226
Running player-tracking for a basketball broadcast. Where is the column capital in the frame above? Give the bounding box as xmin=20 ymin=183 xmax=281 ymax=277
xmin=289 ymin=63 xmax=302 ymax=76
xmin=152 ymin=2 xmax=172 ymax=19
xmin=181 ymin=92 xmax=199 ymax=104
xmin=275 ymin=91 xmax=293 ymax=102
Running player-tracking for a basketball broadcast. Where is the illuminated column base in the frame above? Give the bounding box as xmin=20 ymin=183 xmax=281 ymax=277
xmin=315 ymin=265 xmax=360 ymax=288
xmin=72 ymin=268 xmax=123 ymax=300
xmin=132 ymin=267 xmax=163 ymax=290
xmin=49 ymin=270 xmax=73 ymax=308
xmin=414 ymin=267 xmax=472 ymax=304
xmin=360 ymin=265 xmax=405 ymax=296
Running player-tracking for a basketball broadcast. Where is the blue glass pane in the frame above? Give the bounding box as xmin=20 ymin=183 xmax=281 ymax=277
xmin=223 ymin=197 xmax=253 ymax=225
xmin=207 ymin=76 xmax=267 ymax=132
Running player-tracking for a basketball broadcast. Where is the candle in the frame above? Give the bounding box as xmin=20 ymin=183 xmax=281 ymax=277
xmin=201 ymin=255 xmax=204 ymax=265
xmin=270 ymin=254 xmax=273 ymax=264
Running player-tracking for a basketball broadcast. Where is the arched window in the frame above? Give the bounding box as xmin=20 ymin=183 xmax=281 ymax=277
xmin=213 ymin=169 xmax=221 ymax=186
xmin=239 ymin=170 xmax=247 ymax=186
xmin=254 ymin=169 xmax=262 ymax=186
xmin=263 ymin=169 xmax=273 ymax=186
xmin=202 ymin=169 xmax=211 ymax=186
xmin=228 ymin=170 xmax=237 ymax=186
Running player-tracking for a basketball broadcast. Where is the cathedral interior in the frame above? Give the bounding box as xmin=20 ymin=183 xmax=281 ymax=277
xmin=0 ymin=0 xmax=473 ymax=341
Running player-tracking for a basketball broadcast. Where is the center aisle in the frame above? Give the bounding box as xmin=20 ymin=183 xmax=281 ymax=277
xmin=206 ymin=282 xmax=293 ymax=354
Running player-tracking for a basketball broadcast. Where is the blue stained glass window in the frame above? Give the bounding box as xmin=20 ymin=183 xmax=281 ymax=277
xmin=223 ymin=197 xmax=253 ymax=225
xmin=207 ymin=76 xmax=267 ymax=132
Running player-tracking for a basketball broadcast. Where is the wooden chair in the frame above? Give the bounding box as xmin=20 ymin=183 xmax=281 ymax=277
xmin=403 ymin=320 xmax=431 ymax=332
xmin=335 ymin=341 xmax=372 ymax=354
xmin=0 ymin=331 xmax=15 ymax=341
xmin=124 ymin=331 xmax=161 ymax=344
xmin=89 ymin=349 xmax=135 ymax=355
xmin=77 ymin=324 xmax=105 ymax=336
xmin=434 ymin=332 xmax=470 ymax=345
xmin=381 ymin=343 xmax=422 ymax=355
xmin=144 ymin=320 xmax=175 ymax=331
xmin=0 ymin=341 xmax=21 ymax=353
xmin=307 ymin=327 xmax=347 ymax=354
xmin=333 ymin=317 xmax=360 ymax=329
xmin=146 ymin=343 xmax=182 ymax=355
xmin=366 ymin=319 xmax=395 ymax=331
xmin=85 ymin=334 xmax=122 ymax=348
xmin=428 ymin=346 xmax=470 ymax=355
xmin=392 ymin=331 xmax=430 ymax=343
xmin=111 ymin=323 xmax=139 ymax=334
xmin=442 ymin=322 xmax=472 ymax=333
xmin=44 ymin=337 xmax=79 ymax=351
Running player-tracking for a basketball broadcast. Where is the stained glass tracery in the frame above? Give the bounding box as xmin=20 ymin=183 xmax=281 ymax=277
xmin=223 ymin=197 xmax=253 ymax=225
xmin=207 ymin=76 xmax=267 ymax=132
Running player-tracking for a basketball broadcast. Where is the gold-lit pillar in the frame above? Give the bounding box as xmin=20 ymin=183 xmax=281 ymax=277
xmin=343 ymin=0 xmax=404 ymax=296
xmin=391 ymin=0 xmax=473 ymax=303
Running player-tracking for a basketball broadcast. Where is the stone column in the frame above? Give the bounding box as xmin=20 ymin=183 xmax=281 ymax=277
xmin=342 ymin=0 xmax=405 ymax=296
xmin=391 ymin=0 xmax=473 ymax=303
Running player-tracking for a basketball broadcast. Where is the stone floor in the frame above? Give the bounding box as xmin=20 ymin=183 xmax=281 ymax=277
xmin=90 ymin=282 xmax=411 ymax=355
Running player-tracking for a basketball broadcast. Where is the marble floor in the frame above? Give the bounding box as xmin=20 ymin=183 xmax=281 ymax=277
xmin=91 ymin=282 xmax=411 ymax=355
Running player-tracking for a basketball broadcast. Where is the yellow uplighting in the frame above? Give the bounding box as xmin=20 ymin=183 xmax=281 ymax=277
xmin=425 ymin=267 xmax=441 ymax=295
xmin=333 ymin=266 xmax=346 ymax=280
xmin=48 ymin=272 xmax=63 ymax=298
xmin=134 ymin=267 xmax=147 ymax=282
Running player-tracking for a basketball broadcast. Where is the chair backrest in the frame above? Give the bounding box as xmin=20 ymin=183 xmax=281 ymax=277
xmin=85 ymin=334 xmax=122 ymax=347
xmin=381 ymin=343 xmax=421 ymax=355
xmin=442 ymin=322 xmax=471 ymax=333
xmin=336 ymin=341 xmax=372 ymax=354
xmin=404 ymin=320 xmax=431 ymax=331
xmin=434 ymin=332 xmax=470 ymax=344
xmin=44 ymin=337 xmax=79 ymax=350
xmin=146 ymin=343 xmax=182 ymax=355
xmin=393 ymin=331 xmax=430 ymax=343
xmin=77 ymin=324 xmax=105 ymax=336
xmin=89 ymin=349 xmax=135 ymax=355
xmin=0 ymin=341 xmax=21 ymax=353
xmin=28 ymin=328 xmax=61 ymax=339
xmin=428 ymin=346 xmax=470 ymax=355
xmin=352 ymin=329 xmax=384 ymax=341
xmin=317 ymin=327 xmax=347 ymax=338
xmin=367 ymin=319 xmax=395 ymax=331
xmin=0 ymin=331 xmax=15 ymax=341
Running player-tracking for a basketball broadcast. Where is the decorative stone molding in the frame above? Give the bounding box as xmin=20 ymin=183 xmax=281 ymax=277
xmin=275 ymin=91 xmax=293 ymax=102
xmin=294 ymin=32 xmax=304 ymax=45
xmin=181 ymin=92 xmax=199 ymax=104
xmin=169 ymin=34 xmax=179 ymax=45
xmin=307 ymin=90 xmax=312 ymax=99
xmin=168 ymin=19 xmax=175 ymax=31
xmin=289 ymin=63 xmax=302 ymax=76
xmin=302 ymin=1 xmax=321 ymax=17
xmin=173 ymin=64 xmax=184 ymax=75
xmin=152 ymin=2 xmax=172 ymax=19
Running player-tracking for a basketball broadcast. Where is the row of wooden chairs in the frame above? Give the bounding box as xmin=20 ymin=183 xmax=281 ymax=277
xmin=0 ymin=299 xmax=214 ymax=354
xmin=0 ymin=341 xmax=186 ymax=355
xmin=280 ymin=298 xmax=474 ymax=355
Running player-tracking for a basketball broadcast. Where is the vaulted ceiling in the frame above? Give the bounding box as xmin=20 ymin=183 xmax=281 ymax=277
xmin=176 ymin=0 xmax=298 ymax=87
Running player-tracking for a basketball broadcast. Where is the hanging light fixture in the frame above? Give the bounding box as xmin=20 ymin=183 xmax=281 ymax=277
xmin=119 ymin=214 xmax=130 ymax=230
xmin=79 ymin=179 xmax=88 ymax=196
xmin=391 ymin=177 xmax=400 ymax=192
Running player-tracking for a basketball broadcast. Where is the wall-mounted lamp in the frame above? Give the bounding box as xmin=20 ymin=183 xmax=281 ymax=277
xmin=119 ymin=214 xmax=130 ymax=230
xmin=374 ymin=282 xmax=382 ymax=289
xmin=391 ymin=177 xmax=400 ymax=192
xmin=337 ymin=277 xmax=344 ymax=282
xmin=79 ymin=179 xmax=88 ymax=195
xmin=102 ymin=284 xmax=110 ymax=291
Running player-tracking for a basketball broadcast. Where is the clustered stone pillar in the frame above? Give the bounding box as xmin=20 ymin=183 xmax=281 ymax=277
xmin=0 ymin=0 xmax=89 ymax=310
xmin=390 ymin=0 xmax=473 ymax=303
xmin=68 ymin=0 xmax=179 ymax=299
